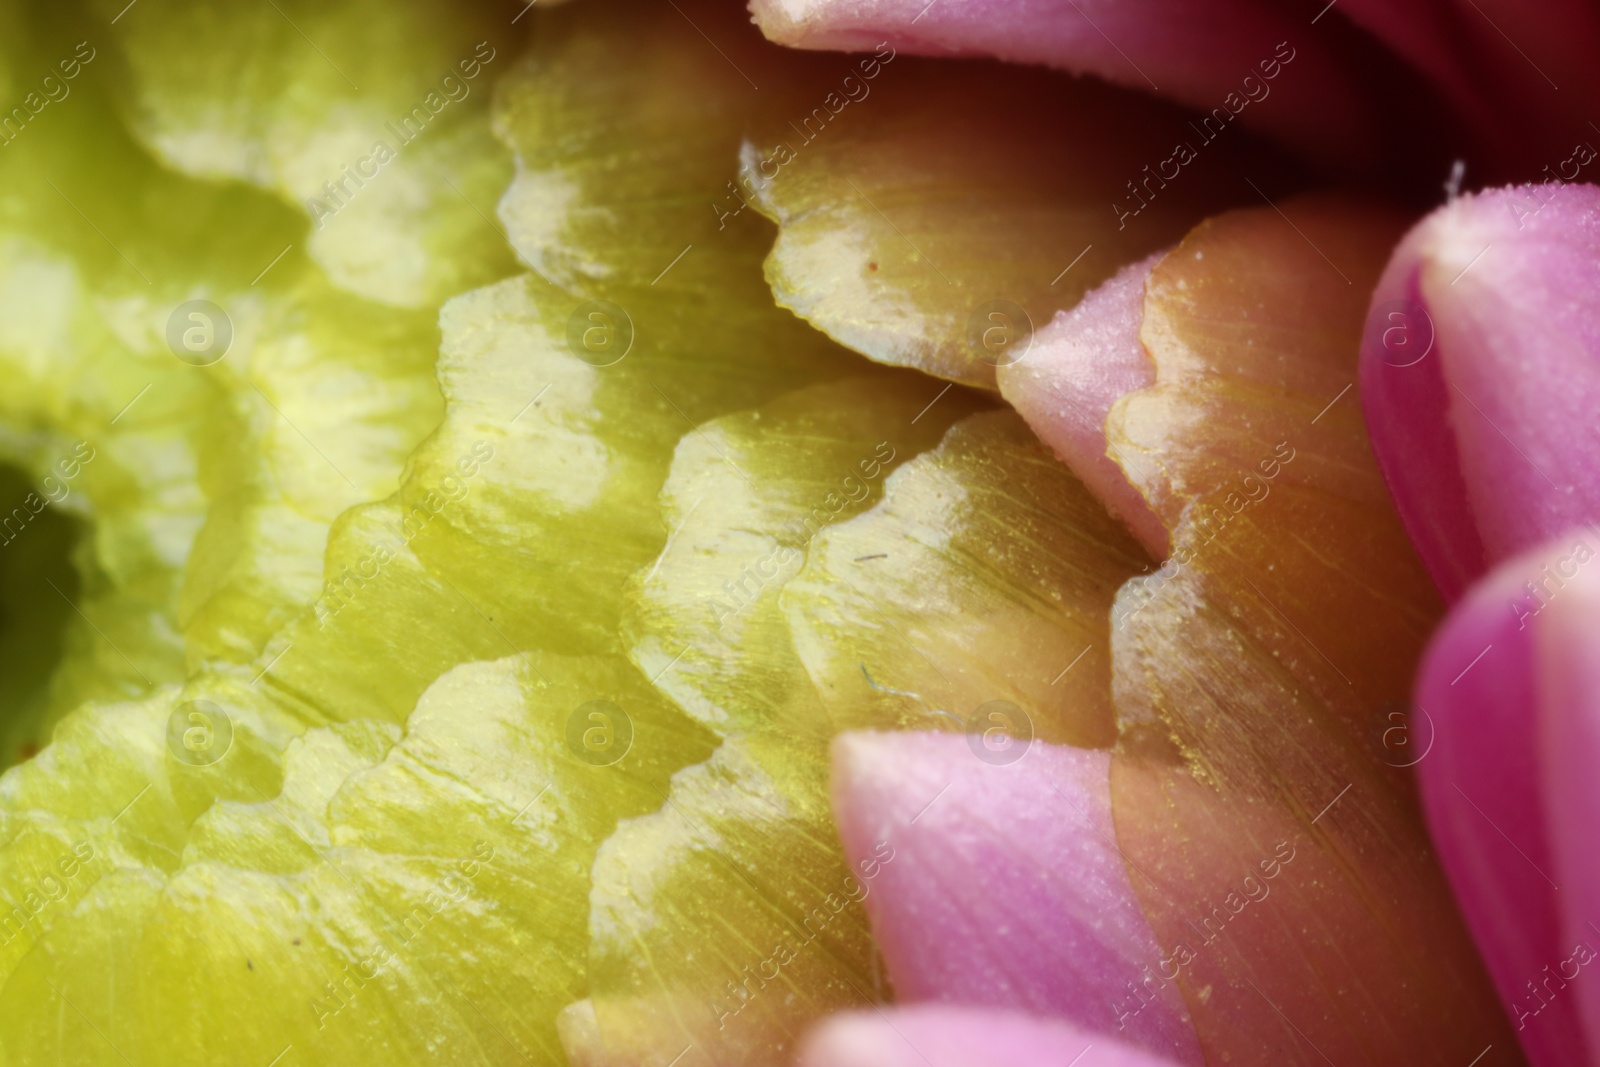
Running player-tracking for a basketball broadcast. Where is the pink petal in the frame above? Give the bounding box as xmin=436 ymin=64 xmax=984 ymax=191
xmin=997 ymin=252 xmax=1167 ymax=558
xmin=1327 ymin=0 xmax=1600 ymax=171
xmin=799 ymin=1006 xmax=1186 ymax=1067
xmin=830 ymin=731 xmax=1202 ymax=1066
xmin=1536 ymin=548 xmax=1600 ymax=1057
xmin=1361 ymin=182 xmax=1600 ymax=601
xmin=1414 ymin=531 xmax=1600 ymax=1067
xmin=749 ymin=0 xmax=1419 ymax=173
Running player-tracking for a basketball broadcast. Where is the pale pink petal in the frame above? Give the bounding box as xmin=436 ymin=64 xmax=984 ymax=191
xmin=799 ymin=1006 xmax=1185 ymax=1067
xmin=997 ymin=252 xmax=1166 ymax=558
xmin=1361 ymin=183 xmax=1600 ymax=601
xmin=1414 ymin=532 xmax=1600 ymax=1067
xmin=1536 ymin=552 xmax=1600 ymax=1058
xmin=830 ymin=731 xmax=1202 ymax=1066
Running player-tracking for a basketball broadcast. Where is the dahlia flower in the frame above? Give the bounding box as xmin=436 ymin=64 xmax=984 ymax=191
xmin=0 ymin=1 xmax=1591 ymax=1066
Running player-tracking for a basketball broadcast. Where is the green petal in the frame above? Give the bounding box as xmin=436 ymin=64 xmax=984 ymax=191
xmin=86 ymin=0 xmax=519 ymax=307
xmin=587 ymin=407 xmax=1147 ymax=1065
xmin=625 ymin=372 xmax=986 ymax=737
xmin=1 ymin=654 xmax=712 ymax=1064
xmin=784 ymin=410 xmax=1150 ymax=749
xmin=743 ymin=57 xmax=1289 ymax=389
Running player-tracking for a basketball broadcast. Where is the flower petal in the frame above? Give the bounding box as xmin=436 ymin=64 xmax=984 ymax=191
xmin=1360 ymin=183 xmax=1600 ymax=600
xmin=1414 ymin=532 xmax=1600 ymax=1067
xmin=830 ymin=731 xmax=1202 ymax=1066
xmin=1102 ymin=198 xmax=1517 ymax=1065
xmin=85 ymin=0 xmax=520 ymax=308
xmin=1538 ymin=548 xmax=1600 ymax=1058
xmin=750 ymin=0 xmax=1422 ymax=173
xmin=1414 ymin=534 xmax=1600 ymax=1067
xmin=800 ymin=1006 xmax=1185 ymax=1067
xmin=584 ymin=408 xmax=1149 ymax=1066
xmin=1340 ymin=0 xmax=1600 ymax=175
xmin=740 ymin=46 xmax=1289 ymax=389
xmin=783 ymin=410 xmax=1151 ymax=752
xmin=997 ymin=252 xmax=1166 ymax=557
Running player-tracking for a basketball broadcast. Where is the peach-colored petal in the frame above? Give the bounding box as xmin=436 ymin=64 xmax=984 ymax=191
xmin=1106 ymin=197 xmax=1517 ymax=1065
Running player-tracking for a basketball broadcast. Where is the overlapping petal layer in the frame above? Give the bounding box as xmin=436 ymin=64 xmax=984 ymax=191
xmin=799 ymin=1005 xmax=1184 ymax=1067
xmin=85 ymin=0 xmax=520 ymax=307
xmin=747 ymin=0 xmax=1409 ymax=174
xmin=740 ymin=51 xmax=1289 ymax=389
xmin=0 ymin=0 xmax=862 ymax=1059
xmin=582 ymin=403 xmax=1150 ymax=1066
xmin=829 ymin=731 xmax=1202 ymax=1065
xmin=1 ymin=0 xmax=1576 ymax=1065
xmin=0 ymin=0 xmax=1164 ymax=1061
xmin=1411 ymin=536 xmax=1600 ymax=1067
xmin=994 ymin=197 xmax=1520 ymax=1065
xmin=997 ymin=251 xmax=1165 ymax=555
xmin=750 ymin=0 xmax=1600 ymax=182
xmin=1360 ymin=183 xmax=1600 ymax=601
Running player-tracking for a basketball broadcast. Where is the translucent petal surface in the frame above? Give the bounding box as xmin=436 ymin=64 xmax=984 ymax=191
xmin=626 ymin=372 xmax=985 ymax=738
xmin=86 ymin=0 xmax=520 ymax=307
xmin=584 ymin=378 xmax=980 ymax=1067
xmin=743 ymin=59 xmax=1291 ymax=389
xmin=1105 ymin=198 xmax=1519 ymax=1066
xmin=785 ymin=410 xmax=1150 ymax=750
xmin=0 ymin=2 xmax=954 ymax=1062
xmin=1 ymin=656 xmax=712 ymax=1064
xmin=585 ymin=407 xmax=1149 ymax=1067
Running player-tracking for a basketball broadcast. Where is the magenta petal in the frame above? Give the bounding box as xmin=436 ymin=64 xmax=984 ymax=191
xmin=1361 ymin=183 xmax=1600 ymax=601
xmin=998 ymin=252 xmax=1166 ymax=558
xmin=1327 ymin=0 xmax=1600 ymax=166
xmin=1536 ymin=557 xmax=1600 ymax=1056
xmin=830 ymin=731 xmax=1202 ymax=1066
xmin=749 ymin=0 xmax=1385 ymax=171
xmin=1415 ymin=533 xmax=1600 ymax=1067
xmin=799 ymin=1006 xmax=1185 ymax=1067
